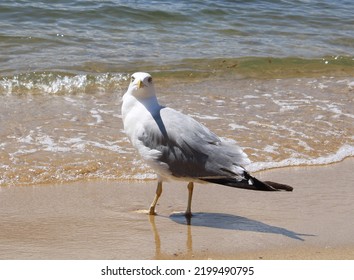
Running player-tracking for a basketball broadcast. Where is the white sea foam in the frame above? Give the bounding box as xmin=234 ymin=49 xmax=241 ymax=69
xmin=228 ymin=123 xmax=249 ymax=130
xmin=119 ymin=173 xmax=157 ymax=180
xmin=0 ymin=72 xmax=128 ymax=95
xmin=10 ymin=148 xmax=38 ymax=158
xmin=243 ymin=95 xmax=259 ymax=99
xmin=263 ymin=144 xmax=280 ymax=154
xmin=190 ymin=114 xmax=221 ymax=120
xmin=89 ymin=141 xmax=127 ymax=153
xmin=17 ymin=133 xmax=34 ymax=144
xmin=88 ymin=109 xmax=104 ymax=125
xmin=247 ymin=144 xmax=354 ymax=172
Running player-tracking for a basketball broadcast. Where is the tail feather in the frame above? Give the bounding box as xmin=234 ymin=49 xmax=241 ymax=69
xmin=201 ymin=173 xmax=293 ymax=192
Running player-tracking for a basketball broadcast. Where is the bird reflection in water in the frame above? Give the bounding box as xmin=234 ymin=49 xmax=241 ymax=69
xmin=149 ymin=214 xmax=194 ymax=259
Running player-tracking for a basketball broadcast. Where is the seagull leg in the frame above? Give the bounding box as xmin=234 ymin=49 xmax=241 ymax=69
xmin=149 ymin=181 xmax=162 ymax=215
xmin=185 ymin=182 xmax=194 ymax=218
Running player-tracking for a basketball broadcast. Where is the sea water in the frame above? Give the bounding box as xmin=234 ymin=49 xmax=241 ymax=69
xmin=1 ymin=0 xmax=353 ymax=186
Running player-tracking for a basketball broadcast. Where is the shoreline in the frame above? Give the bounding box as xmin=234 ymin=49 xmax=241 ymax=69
xmin=0 ymin=158 xmax=353 ymax=259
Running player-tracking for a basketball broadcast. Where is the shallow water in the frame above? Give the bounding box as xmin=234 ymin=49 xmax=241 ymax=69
xmin=1 ymin=72 xmax=353 ymax=186
xmin=1 ymin=1 xmax=353 ymax=186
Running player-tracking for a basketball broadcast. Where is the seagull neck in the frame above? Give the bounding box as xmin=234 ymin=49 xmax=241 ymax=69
xmin=139 ymin=95 xmax=162 ymax=113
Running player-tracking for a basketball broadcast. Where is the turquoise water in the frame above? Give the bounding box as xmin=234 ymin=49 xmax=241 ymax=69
xmin=0 ymin=1 xmax=353 ymax=186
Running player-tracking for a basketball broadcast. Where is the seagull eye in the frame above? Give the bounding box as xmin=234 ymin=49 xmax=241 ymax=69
xmin=148 ymin=77 xmax=153 ymax=83
xmin=131 ymin=76 xmax=135 ymax=83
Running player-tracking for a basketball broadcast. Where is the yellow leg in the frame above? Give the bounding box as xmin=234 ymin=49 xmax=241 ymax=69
xmin=185 ymin=182 xmax=194 ymax=217
xmin=149 ymin=181 xmax=163 ymax=215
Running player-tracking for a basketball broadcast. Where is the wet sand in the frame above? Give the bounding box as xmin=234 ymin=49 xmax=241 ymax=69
xmin=0 ymin=158 xmax=353 ymax=260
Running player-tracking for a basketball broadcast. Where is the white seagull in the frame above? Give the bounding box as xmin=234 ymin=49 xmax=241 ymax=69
xmin=121 ymin=72 xmax=293 ymax=217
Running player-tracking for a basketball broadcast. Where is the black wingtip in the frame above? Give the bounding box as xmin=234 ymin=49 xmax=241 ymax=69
xmin=264 ymin=181 xmax=294 ymax=191
xmin=202 ymin=176 xmax=278 ymax=192
xmin=201 ymin=174 xmax=293 ymax=192
xmin=249 ymin=176 xmax=279 ymax=191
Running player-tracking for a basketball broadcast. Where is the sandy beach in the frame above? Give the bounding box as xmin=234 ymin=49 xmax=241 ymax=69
xmin=0 ymin=158 xmax=353 ymax=260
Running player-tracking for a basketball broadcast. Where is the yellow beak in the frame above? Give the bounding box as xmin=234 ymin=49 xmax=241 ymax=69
xmin=137 ymin=79 xmax=143 ymax=89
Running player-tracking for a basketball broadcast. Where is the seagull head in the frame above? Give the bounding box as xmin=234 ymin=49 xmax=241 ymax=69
xmin=127 ymin=72 xmax=156 ymax=99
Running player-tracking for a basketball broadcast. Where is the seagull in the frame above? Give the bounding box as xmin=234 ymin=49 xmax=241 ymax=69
xmin=121 ymin=72 xmax=293 ymax=217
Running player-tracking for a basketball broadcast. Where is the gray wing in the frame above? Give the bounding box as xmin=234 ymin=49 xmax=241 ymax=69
xmin=137 ymin=107 xmax=250 ymax=180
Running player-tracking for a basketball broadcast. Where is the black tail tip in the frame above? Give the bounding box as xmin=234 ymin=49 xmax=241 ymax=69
xmin=264 ymin=181 xmax=294 ymax=191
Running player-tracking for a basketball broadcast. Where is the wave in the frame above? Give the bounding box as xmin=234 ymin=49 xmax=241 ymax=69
xmin=0 ymin=72 xmax=129 ymax=95
xmin=1 ymin=56 xmax=354 ymax=95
